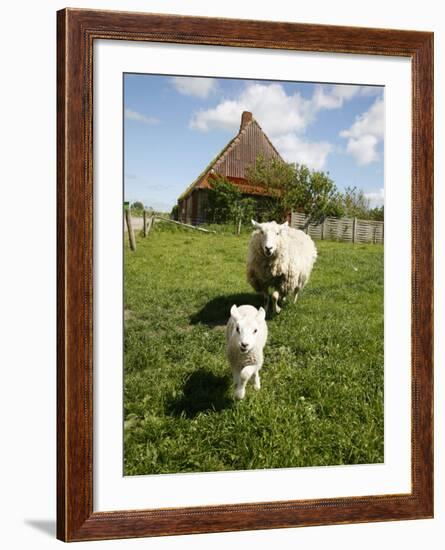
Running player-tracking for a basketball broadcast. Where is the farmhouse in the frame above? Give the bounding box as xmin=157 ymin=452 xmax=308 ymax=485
xmin=177 ymin=111 xmax=284 ymax=224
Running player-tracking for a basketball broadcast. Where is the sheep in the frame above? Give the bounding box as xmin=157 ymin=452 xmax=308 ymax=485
xmin=225 ymin=304 xmax=268 ymax=400
xmin=247 ymin=220 xmax=317 ymax=314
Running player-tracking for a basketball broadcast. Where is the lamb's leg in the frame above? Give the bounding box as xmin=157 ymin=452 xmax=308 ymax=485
xmin=232 ymin=368 xmax=240 ymax=389
xmin=293 ymin=286 xmax=300 ymax=303
xmin=233 ymin=370 xmax=245 ymax=400
xmin=234 ymin=365 xmax=256 ymax=400
xmin=232 ymin=368 xmax=241 ymax=395
xmin=252 ymin=370 xmax=261 ymax=391
xmin=263 ymin=292 xmax=270 ymax=312
xmin=272 ymin=291 xmax=281 ymax=314
xmin=248 ymin=366 xmax=261 ymax=390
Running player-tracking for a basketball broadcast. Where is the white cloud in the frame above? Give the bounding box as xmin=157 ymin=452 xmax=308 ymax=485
xmin=171 ymin=77 xmax=217 ymax=98
xmin=189 ymin=83 xmax=332 ymax=170
xmin=273 ymin=133 xmax=332 ymax=170
xmin=190 ymin=83 xmax=313 ymax=136
xmin=340 ymin=98 xmax=384 ymax=165
xmin=188 ymin=82 xmax=382 ymax=171
xmin=125 ymin=108 xmax=159 ymax=125
xmin=311 ymin=84 xmax=362 ymax=110
xmin=341 ymin=98 xmax=384 ymax=141
xmin=364 ymin=187 xmax=384 ymax=207
xmin=344 ymin=135 xmax=379 ymax=165
xmin=190 ymin=83 xmax=381 ymax=136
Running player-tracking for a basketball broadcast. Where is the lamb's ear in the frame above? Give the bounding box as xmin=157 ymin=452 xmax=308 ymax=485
xmin=257 ymin=307 xmax=266 ymax=321
xmin=230 ymin=304 xmax=240 ymax=321
xmin=251 ymin=219 xmax=261 ymax=229
xmin=281 ymin=221 xmax=289 ymax=228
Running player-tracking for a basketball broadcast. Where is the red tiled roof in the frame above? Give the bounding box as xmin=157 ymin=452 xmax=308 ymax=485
xmin=178 ymin=112 xmax=284 ymax=201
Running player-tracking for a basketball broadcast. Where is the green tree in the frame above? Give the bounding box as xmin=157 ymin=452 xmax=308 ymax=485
xmin=205 ymin=176 xmax=242 ymax=223
xmin=287 ymin=165 xmax=344 ymax=225
xmin=341 ymin=186 xmax=370 ymax=219
xmin=230 ymin=197 xmax=257 ymax=230
xmin=246 ymin=155 xmax=343 ymax=224
xmin=245 ymin=154 xmax=294 ymax=221
xmin=368 ymin=205 xmax=384 ymax=221
xmin=131 ymin=201 xmax=144 ymax=210
xmin=205 ymin=177 xmax=259 ymax=232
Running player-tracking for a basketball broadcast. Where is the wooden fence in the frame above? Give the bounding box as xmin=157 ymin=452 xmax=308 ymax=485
xmin=125 ymin=210 xmax=215 ymax=251
xmin=291 ymin=212 xmax=384 ymax=244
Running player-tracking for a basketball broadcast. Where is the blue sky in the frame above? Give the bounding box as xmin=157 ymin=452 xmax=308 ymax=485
xmin=124 ymin=74 xmax=384 ymax=212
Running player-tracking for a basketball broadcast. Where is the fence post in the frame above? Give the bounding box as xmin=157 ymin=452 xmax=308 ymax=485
xmin=125 ymin=208 xmax=136 ymax=251
xmin=143 ymin=210 xmax=147 ymax=237
xmin=237 ymin=218 xmax=242 ymax=235
xmin=352 ymin=217 xmax=357 ymax=244
xmin=321 ymin=219 xmax=326 ymax=240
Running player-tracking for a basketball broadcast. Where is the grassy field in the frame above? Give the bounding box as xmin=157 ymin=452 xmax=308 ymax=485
xmin=124 ymin=224 xmax=384 ymax=476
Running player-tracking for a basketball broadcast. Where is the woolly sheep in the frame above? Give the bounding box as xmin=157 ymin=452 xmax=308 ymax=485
xmin=225 ymin=304 xmax=268 ymax=400
xmin=247 ymin=220 xmax=317 ymax=314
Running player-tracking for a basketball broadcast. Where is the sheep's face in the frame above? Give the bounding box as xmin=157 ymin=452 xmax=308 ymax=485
xmin=230 ymin=305 xmax=265 ymax=354
xmin=251 ymin=220 xmax=289 ymax=257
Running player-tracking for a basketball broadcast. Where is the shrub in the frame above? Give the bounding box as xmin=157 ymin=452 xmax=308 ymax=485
xmin=246 ymin=155 xmax=344 ymax=224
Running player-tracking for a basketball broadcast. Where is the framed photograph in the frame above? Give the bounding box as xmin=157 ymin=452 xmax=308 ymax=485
xmin=57 ymin=8 xmax=433 ymax=542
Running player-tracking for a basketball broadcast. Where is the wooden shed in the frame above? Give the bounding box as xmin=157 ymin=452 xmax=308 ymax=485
xmin=177 ymin=111 xmax=284 ymax=224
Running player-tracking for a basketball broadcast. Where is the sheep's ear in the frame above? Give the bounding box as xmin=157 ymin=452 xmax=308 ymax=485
xmin=257 ymin=307 xmax=266 ymax=321
xmin=230 ymin=304 xmax=240 ymax=321
xmin=281 ymin=221 xmax=289 ymax=228
xmin=251 ymin=219 xmax=261 ymax=229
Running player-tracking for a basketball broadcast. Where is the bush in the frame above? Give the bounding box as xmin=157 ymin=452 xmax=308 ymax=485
xmin=205 ymin=177 xmax=242 ymax=223
xmin=368 ymin=206 xmax=384 ymax=221
xmin=170 ymin=204 xmax=179 ymax=220
xmin=342 ymin=187 xmax=370 ymax=219
xmin=205 ymin=177 xmax=259 ymax=230
xmin=246 ymin=156 xmax=344 ymax=224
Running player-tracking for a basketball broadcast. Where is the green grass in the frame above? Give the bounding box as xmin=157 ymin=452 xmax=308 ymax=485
xmin=124 ymin=225 xmax=384 ymax=475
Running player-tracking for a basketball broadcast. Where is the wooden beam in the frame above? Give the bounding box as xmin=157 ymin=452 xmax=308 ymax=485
xmin=154 ymin=217 xmax=216 ymax=233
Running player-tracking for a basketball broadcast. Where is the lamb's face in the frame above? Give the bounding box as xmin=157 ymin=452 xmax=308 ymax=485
xmin=230 ymin=305 xmax=265 ymax=354
xmin=251 ymin=220 xmax=289 ymax=257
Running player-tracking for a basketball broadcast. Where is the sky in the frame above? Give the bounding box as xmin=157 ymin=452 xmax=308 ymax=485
xmin=124 ymin=74 xmax=384 ymax=212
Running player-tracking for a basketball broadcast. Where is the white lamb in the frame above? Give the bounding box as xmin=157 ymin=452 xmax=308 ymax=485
xmin=225 ymin=305 xmax=268 ymax=400
xmin=247 ymin=220 xmax=317 ymax=314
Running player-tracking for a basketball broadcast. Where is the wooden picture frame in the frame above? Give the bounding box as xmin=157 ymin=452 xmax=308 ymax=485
xmin=57 ymin=8 xmax=433 ymax=542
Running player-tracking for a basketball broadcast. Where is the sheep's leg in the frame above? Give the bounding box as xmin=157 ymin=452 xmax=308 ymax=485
xmin=232 ymin=368 xmax=240 ymax=389
xmin=234 ymin=365 xmax=256 ymax=400
xmin=249 ymin=367 xmax=261 ymax=390
xmin=272 ymin=291 xmax=282 ymax=314
xmin=263 ymin=292 xmax=270 ymax=312
xmin=233 ymin=369 xmax=244 ymax=400
xmin=252 ymin=370 xmax=261 ymax=391
xmin=234 ymin=377 xmax=245 ymax=401
xmin=293 ymin=286 xmax=300 ymax=303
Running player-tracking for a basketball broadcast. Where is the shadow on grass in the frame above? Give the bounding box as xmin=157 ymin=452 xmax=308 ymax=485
xmin=166 ymin=369 xmax=233 ymax=418
xmin=190 ymin=293 xmax=263 ymax=327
